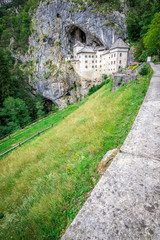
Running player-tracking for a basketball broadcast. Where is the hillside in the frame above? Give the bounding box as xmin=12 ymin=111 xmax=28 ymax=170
xmin=0 ymin=72 xmax=151 ymax=239
xmin=0 ymin=0 xmax=159 ymax=137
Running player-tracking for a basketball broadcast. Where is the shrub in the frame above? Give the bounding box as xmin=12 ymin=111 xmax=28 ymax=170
xmin=52 ymin=103 xmax=58 ymax=112
xmin=88 ymin=81 xmax=106 ymax=95
xmin=139 ymin=65 xmax=149 ymax=75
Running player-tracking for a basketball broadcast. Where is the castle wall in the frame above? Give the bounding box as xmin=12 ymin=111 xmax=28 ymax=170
xmin=72 ymin=45 xmax=129 ymax=80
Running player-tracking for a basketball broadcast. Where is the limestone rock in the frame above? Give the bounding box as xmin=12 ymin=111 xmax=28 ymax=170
xmin=22 ymin=0 xmax=127 ymax=108
xmin=97 ymin=148 xmax=119 ymax=175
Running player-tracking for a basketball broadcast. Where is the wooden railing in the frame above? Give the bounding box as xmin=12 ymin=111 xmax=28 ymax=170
xmin=0 ymin=115 xmax=67 ymax=158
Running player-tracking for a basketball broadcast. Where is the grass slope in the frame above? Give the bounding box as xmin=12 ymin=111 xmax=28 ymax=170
xmin=0 ymin=102 xmax=86 ymax=155
xmin=0 ymin=75 xmax=151 ymax=240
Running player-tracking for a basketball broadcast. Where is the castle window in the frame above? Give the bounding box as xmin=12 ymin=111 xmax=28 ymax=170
xmin=96 ymin=56 xmax=97 ymax=58
xmin=85 ymin=60 xmax=88 ymax=63
xmin=100 ymin=60 xmax=101 ymax=63
xmin=111 ymin=54 xmax=113 ymax=58
xmin=114 ymin=61 xmax=115 ymax=64
xmin=85 ymin=66 xmax=88 ymax=68
xmin=100 ymin=65 xmax=102 ymax=68
xmin=114 ymin=54 xmax=116 ymax=57
xmin=119 ymin=60 xmax=121 ymax=64
xmin=120 ymin=53 xmax=122 ymax=57
xmin=92 ymin=56 xmax=94 ymax=58
xmin=79 ymin=56 xmax=81 ymax=58
xmin=92 ymin=66 xmax=94 ymax=68
xmin=89 ymin=55 xmax=91 ymax=58
xmin=111 ymin=61 xmax=113 ymax=64
xmin=95 ymin=65 xmax=97 ymax=68
xmin=95 ymin=60 xmax=97 ymax=63
xmin=92 ymin=60 xmax=94 ymax=63
xmin=85 ymin=55 xmax=87 ymax=58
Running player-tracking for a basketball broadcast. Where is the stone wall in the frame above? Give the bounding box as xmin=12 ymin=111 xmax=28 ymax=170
xmin=113 ymin=62 xmax=145 ymax=91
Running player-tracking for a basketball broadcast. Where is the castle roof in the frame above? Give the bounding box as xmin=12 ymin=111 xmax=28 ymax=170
xmin=94 ymin=46 xmax=106 ymax=51
xmin=110 ymin=38 xmax=129 ymax=50
xmin=77 ymin=46 xmax=96 ymax=54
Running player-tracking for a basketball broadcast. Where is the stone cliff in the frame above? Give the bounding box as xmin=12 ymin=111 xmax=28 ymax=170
xmin=0 ymin=0 xmax=12 ymax=7
xmin=23 ymin=0 xmax=127 ymax=109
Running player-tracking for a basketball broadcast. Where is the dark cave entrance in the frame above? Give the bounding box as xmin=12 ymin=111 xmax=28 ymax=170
xmin=69 ymin=26 xmax=86 ymax=48
xmin=68 ymin=25 xmax=104 ymax=50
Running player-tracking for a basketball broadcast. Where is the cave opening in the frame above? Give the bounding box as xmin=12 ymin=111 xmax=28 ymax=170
xmin=69 ymin=26 xmax=86 ymax=49
xmin=68 ymin=25 xmax=104 ymax=50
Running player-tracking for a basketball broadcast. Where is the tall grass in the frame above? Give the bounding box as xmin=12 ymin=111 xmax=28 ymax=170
xmin=0 ymin=74 xmax=151 ymax=240
xmin=0 ymin=102 xmax=86 ymax=154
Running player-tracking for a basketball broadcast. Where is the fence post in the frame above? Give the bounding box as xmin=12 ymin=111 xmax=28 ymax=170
xmin=19 ymin=143 xmax=21 ymax=147
xmin=38 ymin=132 xmax=40 ymax=136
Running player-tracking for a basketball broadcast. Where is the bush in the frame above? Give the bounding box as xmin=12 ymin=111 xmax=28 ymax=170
xmin=139 ymin=65 xmax=149 ymax=75
xmin=52 ymin=103 xmax=58 ymax=112
xmin=88 ymin=81 xmax=106 ymax=95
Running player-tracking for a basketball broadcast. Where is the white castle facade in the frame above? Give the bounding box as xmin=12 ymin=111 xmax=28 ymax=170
xmin=68 ymin=38 xmax=130 ymax=80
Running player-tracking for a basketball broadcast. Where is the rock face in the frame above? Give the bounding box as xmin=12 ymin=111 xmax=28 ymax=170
xmin=0 ymin=0 xmax=12 ymax=7
xmin=25 ymin=0 xmax=127 ymax=108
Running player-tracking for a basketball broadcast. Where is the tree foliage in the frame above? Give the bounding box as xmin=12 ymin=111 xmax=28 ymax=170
xmin=0 ymin=97 xmax=31 ymax=136
xmin=143 ymin=12 xmax=160 ymax=57
xmin=126 ymin=0 xmax=160 ymax=42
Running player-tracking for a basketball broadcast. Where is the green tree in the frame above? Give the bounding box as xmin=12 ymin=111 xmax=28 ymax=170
xmin=126 ymin=0 xmax=160 ymax=42
xmin=0 ymin=48 xmax=13 ymax=105
xmin=0 ymin=97 xmax=31 ymax=136
xmin=36 ymin=95 xmax=45 ymax=118
xmin=143 ymin=12 xmax=160 ymax=58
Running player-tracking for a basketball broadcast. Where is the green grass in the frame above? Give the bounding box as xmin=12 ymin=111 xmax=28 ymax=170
xmin=0 ymin=73 xmax=151 ymax=240
xmin=0 ymin=101 xmax=87 ymax=155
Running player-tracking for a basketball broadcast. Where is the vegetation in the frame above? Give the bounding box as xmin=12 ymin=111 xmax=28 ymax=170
xmin=0 ymin=1 xmax=51 ymax=138
xmin=0 ymin=0 xmax=41 ymax=53
xmin=88 ymin=78 xmax=110 ymax=96
xmin=126 ymin=0 xmax=160 ymax=61
xmin=72 ymin=0 xmax=122 ymax=13
xmin=0 ymin=48 xmax=50 ymax=137
xmin=143 ymin=12 xmax=160 ymax=58
xmin=0 ymin=101 xmax=85 ymax=154
xmin=0 ymin=70 xmax=152 ymax=239
xmin=139 ymin=64 xmax=150 ymax=76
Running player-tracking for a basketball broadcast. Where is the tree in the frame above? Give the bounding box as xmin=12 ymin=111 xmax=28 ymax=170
xmin=0 ymin=48 xmax=12 ymax=105
xmin=0 ymin=97 xmax=31 ymax=136
xmin=35 ymin=95 xmax=45 ymax=119
xmin=143 ymin=12 xmax=160 ymax=58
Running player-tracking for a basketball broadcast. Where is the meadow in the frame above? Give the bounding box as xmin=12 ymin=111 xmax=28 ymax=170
xmin=0 ymin=73 xmax=151 ymax=239
xmin=0 ymin=102 xmax=86 ymax=155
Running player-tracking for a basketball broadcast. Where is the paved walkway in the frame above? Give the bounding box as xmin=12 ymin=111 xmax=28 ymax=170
xmin=62 ymin=63 xmax=160 ymax=240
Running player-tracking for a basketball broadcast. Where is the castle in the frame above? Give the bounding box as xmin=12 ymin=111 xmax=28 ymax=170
xmin=68 ymin=38 xmax=130 ymax=80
